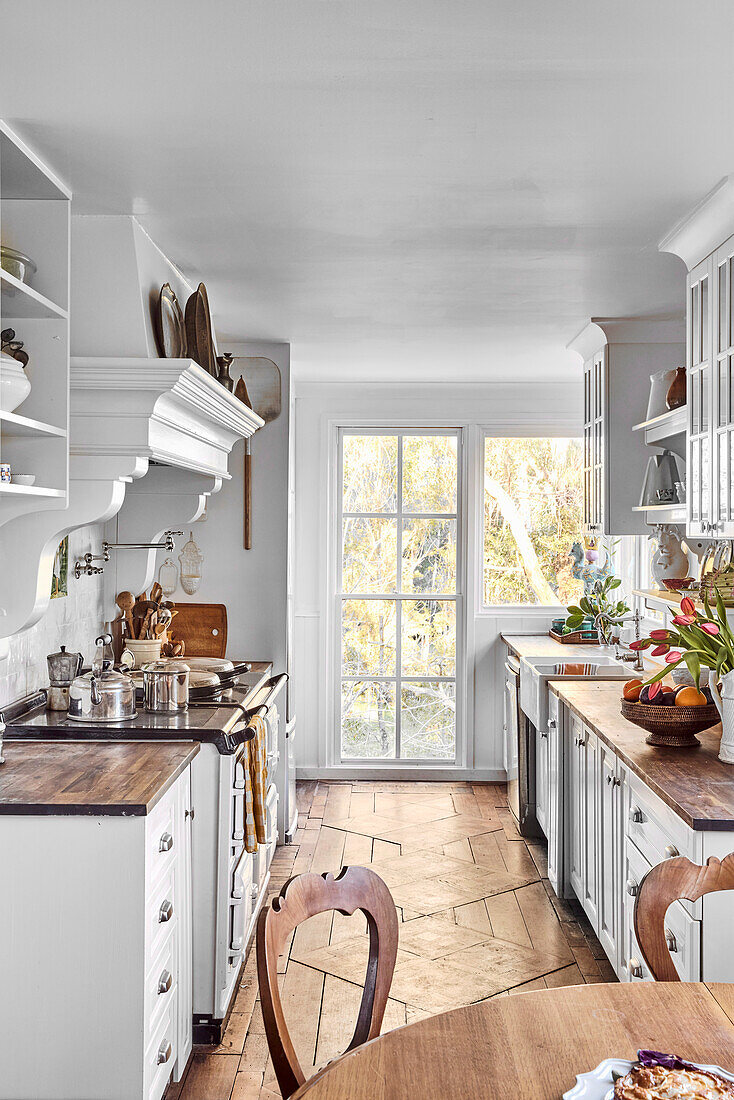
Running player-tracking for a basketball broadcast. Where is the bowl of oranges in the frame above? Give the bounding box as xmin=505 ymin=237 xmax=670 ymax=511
xmin=621 ymin=677 xmax=720 ymax=748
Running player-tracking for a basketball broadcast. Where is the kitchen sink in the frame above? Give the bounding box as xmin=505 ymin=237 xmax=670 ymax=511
xmin=519 ymin=653 xmax=630 ymax=732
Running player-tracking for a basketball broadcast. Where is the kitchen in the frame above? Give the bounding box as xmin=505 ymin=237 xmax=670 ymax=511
xmin=4 ymin=5 xmax=734 ymax=1100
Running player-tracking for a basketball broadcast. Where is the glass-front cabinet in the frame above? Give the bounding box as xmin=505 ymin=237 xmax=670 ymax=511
xmin=583 ymin=351 xmax=606 ymax=533
xmin=713 ymin=235 xmax=734 ymax=537
xmin=687 ymin=256 xmax=713 ymax=537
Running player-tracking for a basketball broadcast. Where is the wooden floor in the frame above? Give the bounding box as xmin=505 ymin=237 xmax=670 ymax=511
xmin=168 ymin=780 xmax=615 ymax=1100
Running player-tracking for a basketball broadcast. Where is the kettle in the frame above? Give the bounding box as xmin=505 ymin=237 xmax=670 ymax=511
xmin=68 ymin=634 xmax=137 ymax=723
xmin=46 ymin=644 xmax=83 ymax=711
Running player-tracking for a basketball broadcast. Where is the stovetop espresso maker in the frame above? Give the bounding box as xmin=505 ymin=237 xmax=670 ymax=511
xmin=46 ymin=644 xmax=83 ymax=711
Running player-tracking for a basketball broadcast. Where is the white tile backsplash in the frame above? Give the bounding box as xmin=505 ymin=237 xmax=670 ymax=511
xmin=0 ymin=525 xmax=106 ymax=708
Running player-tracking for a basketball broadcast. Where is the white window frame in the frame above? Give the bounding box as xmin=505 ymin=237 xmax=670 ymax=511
xmin=330 ymin=425 xmax=465 ymax=769
xmin=477 ymin=427 xmax=585 ymax=614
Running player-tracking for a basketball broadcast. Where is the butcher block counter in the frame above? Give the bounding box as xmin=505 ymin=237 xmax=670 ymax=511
xmin=502 ymin=633 xmax=606 ymax=660
xmin=0 ymin=739 xmax=199 ymax=815
xmin=550 ymin=680 xmax=733 ymax=830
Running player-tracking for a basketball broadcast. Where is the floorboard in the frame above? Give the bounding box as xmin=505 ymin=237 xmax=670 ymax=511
xmin=167 ymin=779 xmax=613 ymax=1099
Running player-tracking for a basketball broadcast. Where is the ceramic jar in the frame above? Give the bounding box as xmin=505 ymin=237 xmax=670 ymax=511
xmin=0 ymin=353 xmax=31 ymax=413
xmin=121 ymin=637 xmax=163 ymax=668
xmin=710 ymin=670 xmax=734 ymax=764
xmin=666 ymin=366 xmax=686 ymax=410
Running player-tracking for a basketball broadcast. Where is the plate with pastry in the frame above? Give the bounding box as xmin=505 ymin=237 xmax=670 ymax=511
xmin=564 ymin=1050 xmax=734 ymax=1099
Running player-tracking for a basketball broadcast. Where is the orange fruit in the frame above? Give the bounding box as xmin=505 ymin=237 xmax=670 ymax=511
xmin=623 ymin=679 xmax=643 ymax=702
xmin=674 ymin=686 xmax=708 ymax=707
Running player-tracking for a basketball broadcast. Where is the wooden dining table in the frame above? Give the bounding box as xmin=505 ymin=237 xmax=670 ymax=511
xmin=292 ymin=982 xmax=734 ymax=1099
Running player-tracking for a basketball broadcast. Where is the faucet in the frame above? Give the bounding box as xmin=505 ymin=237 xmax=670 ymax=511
xmin=594 ymin=607 xmax=644 ymax=673
xmin=0 ymin=711 xmax=5 ymax=765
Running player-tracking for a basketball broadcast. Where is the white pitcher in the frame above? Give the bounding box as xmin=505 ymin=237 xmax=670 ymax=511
xmin=709 ymin=669 xmax=734 ymax=764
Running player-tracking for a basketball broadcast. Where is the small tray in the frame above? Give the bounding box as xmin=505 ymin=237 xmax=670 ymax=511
xmin=549 ymin=628 xmax=600 ymax=645
xmin=621 ymin=697 xmax=720 ymax=748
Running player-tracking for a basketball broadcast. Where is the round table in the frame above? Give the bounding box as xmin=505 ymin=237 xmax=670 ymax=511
xmin=292 ymin=982 xmax=734 ymax=1099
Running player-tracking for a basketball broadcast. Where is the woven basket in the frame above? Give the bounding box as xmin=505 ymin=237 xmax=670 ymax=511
xmin=621 ymin=698 xmax=719 ymax=748
xmin=548 ymin=629 xmax=600 ymax=645
xmin=700 ymin=570 xmax=734 ymax=607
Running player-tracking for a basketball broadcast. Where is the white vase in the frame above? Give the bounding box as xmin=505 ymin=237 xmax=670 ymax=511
xmin=709 ymin=669 xmax=734 ymax=763
xmin=0 ymin=353 xmax=31 ymax=413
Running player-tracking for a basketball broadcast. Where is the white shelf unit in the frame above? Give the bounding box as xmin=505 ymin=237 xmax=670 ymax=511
xmin=631 ymin=405 xmax=687 ymax=448
xmin=0 ymin=121 xmax=70 ymax=524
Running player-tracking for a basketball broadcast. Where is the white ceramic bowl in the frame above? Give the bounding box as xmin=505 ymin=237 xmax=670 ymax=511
xmin=12 ymin=474 xmax=35 ymax=486
xmin=0 ymin=353 xmax=31 ymax=413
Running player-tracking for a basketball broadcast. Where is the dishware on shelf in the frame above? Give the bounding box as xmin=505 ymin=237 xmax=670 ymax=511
xmin=184 ymin=282 xmax=217 ymax=375
xmin=0 ymin=245 xmax=37 ymax=287
xmin=661 ymin=577 xmax=693 ymax=591
xmin=639 ymin=450 xmax=683 ymax=507
xmin=11 ymin=474 xmax=35 ymax=486
xmin=0 ymin=352 xmax=31 ymax=413
xmin=0 ymin=463 xmax=11 ymax=483
xmin=621 ymin=697 xmax=719 ymax=747
xmin=665 ymin=365 xmax=687 ymax=410
xmin=674 ymin=479 xmax=686 ymax=504
xmin=154 ymin=282 xmax=187 ymax=358
xmin=649 ymin=524 xmax=688 ymax=589
xmin=645 ymin=367 xmax=678 ymax=421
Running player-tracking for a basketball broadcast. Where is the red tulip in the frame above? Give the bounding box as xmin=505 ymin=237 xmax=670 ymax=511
xmin=672 ymin=614 xmax=696 ymax=626
xmin=665 ymin=650 xmax=683 ymax=664
xmin=651 ymin=644 xmax=670 ymax=656
xmin=649 ymin=630 xmax=669 ymax=641
xmin=648 ymin=681 xmax=662 ymax=700
xmin=680 ymin=596 xmax=696 ymax=616
xmin=629 ymin=639 xmax=650 ymax=650
xmin=700 ymin=622 xmax=720 ymax=636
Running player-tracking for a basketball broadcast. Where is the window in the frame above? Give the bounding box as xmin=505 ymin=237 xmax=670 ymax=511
xmin=483 ymin=436 xmax=584 ymax=606
xmin=338 ymin=430 xmax=460 ymax=762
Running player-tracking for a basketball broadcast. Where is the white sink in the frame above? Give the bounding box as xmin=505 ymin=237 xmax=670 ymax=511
xmin=519 ymin=653 xmax=629 ymax=732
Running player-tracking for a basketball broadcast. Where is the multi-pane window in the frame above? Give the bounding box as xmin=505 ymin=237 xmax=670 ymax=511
xmin=338 ymin=431 xmax=459 ymax=762
xmin=483 ymin=437 xmax=584 ymax=606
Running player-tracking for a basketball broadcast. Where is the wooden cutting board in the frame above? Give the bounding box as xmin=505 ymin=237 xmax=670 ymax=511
xmin=171 ymin=603 xmax=227 ymax=657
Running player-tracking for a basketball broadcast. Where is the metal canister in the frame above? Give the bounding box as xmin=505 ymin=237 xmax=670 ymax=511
xmin=141 ymin=660 xmax=189 ymax=713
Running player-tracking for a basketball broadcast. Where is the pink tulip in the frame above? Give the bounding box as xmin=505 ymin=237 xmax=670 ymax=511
xmin=649 ymin=630 xmax=669 ymax=641
xmin=651 ymin=644 xmax=670 ymax=656
xmin=665 ymin=650 xmax=683 ymax=664
xmin=700 ymin=622 xmax=720 ymax=636
xmin=648 ymin=681 xmax=662 ymax=700
xmin=680 ymin=597 xmax=696 ymax=616
xmin=672 ymin=614 xmax=696 ymax=626
xmin=629 ymin=639 xmax=648 ymax=651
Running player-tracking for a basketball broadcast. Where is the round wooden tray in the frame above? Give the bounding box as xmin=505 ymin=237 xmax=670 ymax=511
xmin=621 ymin=698 xmax=720 ymax=748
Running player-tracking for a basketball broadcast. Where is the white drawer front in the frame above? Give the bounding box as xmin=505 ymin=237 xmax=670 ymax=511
xmin=144 ymin=997 xmax=177 ymax=1100
xmin=147 ymin=863 xmax=177 ymax=964
xmin=146 ymin=788 xmax=177 ymax=886
xmin=145 ymin=929 xmax=178 ymax=1042
xmin=624 ymin=839 xmax=701 ymax=982
xmin=626 ymin=773 xmax=702 ymax=918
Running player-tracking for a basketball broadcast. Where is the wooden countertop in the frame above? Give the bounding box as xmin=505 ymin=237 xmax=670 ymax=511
xmin=502 ymin=633 xmax=607 ymax=659
xmin=550 ymin=680 xmax=734 ymax=831
xmin=0 ymin=740 xmax=199 ymax=816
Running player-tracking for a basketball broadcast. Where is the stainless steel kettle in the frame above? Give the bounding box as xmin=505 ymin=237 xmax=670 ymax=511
xmin=68 ymin=634 xmax=136 ymax=723
xmin=46 ymin=645 xmax=83 ymax=711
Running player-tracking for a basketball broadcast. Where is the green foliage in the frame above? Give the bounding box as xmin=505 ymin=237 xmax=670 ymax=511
xmin=565 ymin=576 xmax=629 ymax=631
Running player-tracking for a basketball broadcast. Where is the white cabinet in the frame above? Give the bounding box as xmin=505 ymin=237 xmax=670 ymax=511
xmin=597 ymin=741 xmax=625 ymax=970
xmin=569 ymin=318 xmax=684 ymax=537
xmin=0 ymin=766 xmax=194 ymax=1100
xmin=535 ymin=707 xmax=549 ymax=836
xmin=545 ymin=691 xmax=562 ymax=896
xmin=566 ymin=712 xmax=585 ymax=901
xmin=566 ymin=715 xmax=598 ymax=930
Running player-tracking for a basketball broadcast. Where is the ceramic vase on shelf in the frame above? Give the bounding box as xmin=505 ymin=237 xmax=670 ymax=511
xmin=709 ymin=670 xmax=734 ymax=764
xmin=666 ymin=366 xmax=686 ymax=410
xmin=0 ymin=352 xmax=31 ymax=413
xmin=649 ymin=524 xmax=689 ymax=590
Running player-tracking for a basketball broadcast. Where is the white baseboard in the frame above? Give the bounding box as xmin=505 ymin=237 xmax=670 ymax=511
xmin=296 ymin=766 xmax=507 ymax=782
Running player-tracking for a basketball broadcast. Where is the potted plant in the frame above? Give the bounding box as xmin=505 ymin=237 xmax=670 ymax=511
xmin=630 ymin=592 xmax=734 ymax=763
xmin=566 ymin=576 xmax=630 ymax=644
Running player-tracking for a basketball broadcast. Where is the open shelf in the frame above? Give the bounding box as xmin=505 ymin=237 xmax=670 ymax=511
xmin=0 ymin=269 xmax=68 ymax=320
xmin=631 ymin=503 xmax=686 ymax=522
xmin=0 ymin=481 xmax=65 ymax=498
xmin=0 ymin=410 xmax=67 ymax=438
xmin=633 ymin=587 xmax=700 ymax=609
xmin=632 ymin=405 xmax=687 ymax=447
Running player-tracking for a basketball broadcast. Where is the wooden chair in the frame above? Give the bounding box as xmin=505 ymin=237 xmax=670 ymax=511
xmin=634 ymin=852 xmax=734 ymax=980
xmin=256 ymin=866 xmax=399 ymax=1099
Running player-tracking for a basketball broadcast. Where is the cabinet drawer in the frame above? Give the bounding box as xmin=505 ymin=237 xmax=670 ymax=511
xmin=146 ymin=788 xmax=178 ymax=885
xmin=145 ymin=929 xmax=178 ymax=1042
xmin=146 ymin=863 xmax=177 ymax=963
xmin=626 ymin=771 xmax=700 ymax=874
xmin=144 ymin=997 xmax=177 ymax=1100
xmin=624 ymin=839 xmax=701 ymax=981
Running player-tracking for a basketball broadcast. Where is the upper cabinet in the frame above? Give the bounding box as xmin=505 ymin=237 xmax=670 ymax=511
xmin=569 ymin=317 xmax=685 ymax=537
xmin=660 ymin=177 xmax=734 ymax=539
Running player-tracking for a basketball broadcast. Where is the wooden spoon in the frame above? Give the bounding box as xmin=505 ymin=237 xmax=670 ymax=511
xmin=115 ymin=591 xmax=136 ymax=638
xmin=150 ymin=581 xmax=163 ymax=605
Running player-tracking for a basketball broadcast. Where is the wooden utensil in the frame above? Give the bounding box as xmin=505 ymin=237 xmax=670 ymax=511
xmin=150 ymin=581 xmax=163 ymax=605
xmin=115 ymin=591 xmax=136 ymax=638
xmin=232 ymin=357 xmax=282 ymax=549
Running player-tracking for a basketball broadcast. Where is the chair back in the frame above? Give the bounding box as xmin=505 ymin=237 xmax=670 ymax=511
xmin=256 ymin=866 xmax=399 ymax=1099
xmin=634 ymin=853 xmax=734 ymax=980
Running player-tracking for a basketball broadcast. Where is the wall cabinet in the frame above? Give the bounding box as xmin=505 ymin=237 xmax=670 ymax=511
xmin=570 ymin=318 xmax=684 ymax=537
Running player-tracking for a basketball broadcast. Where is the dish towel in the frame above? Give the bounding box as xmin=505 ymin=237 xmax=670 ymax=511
xmin=244 ymin=714 xmax=267 ymax=853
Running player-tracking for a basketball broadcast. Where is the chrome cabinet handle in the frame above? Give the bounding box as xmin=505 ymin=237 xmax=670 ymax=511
xmin=606 ymin=774 xmax=613 ymax=785
xmin=157 ymin=1041 xmax=172 ymax=1065
xmin=158 ymin=969 xmax=172 ymax=995
xmin=185 ymin=807 xmax=195 ymax=821
xmin=540 ymin=730 xmax=548 ymax=739
xmin=159 ymin=832 xmax=173 ymax=853
xmin=628 ymin=958 xmax=644 ymax=979
xmin=664 ymin=844 xmax=680 ymax=859
xmin=232 ymin=882 xmax=244 ymax=901
xmin=665 ymin=928 xmax=678 ymax=953
xmin=630 ymin=806 xmax=644 ymax=823
xmin=548 ymin=718 xmax=557 ymax=729
xmin=251 ymin=882 xmax=259 ymax=901
xmin=626 ymin=879 xmax=639 ymax=897
xmin=613 ymin=777 xmax=621 ymax=787
xmin=158 ymin=899 xmax=174 ymax=923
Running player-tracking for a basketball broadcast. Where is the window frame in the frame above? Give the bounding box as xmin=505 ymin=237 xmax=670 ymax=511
xmin=478 ymin=428 xmax=585 ymax=613
xmin=332 ymin=425 xmax=465 ymax=768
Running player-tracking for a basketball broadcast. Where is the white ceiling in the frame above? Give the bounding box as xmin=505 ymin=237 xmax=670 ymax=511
xmin=2 ymin=1 xmax=733 ymax=381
